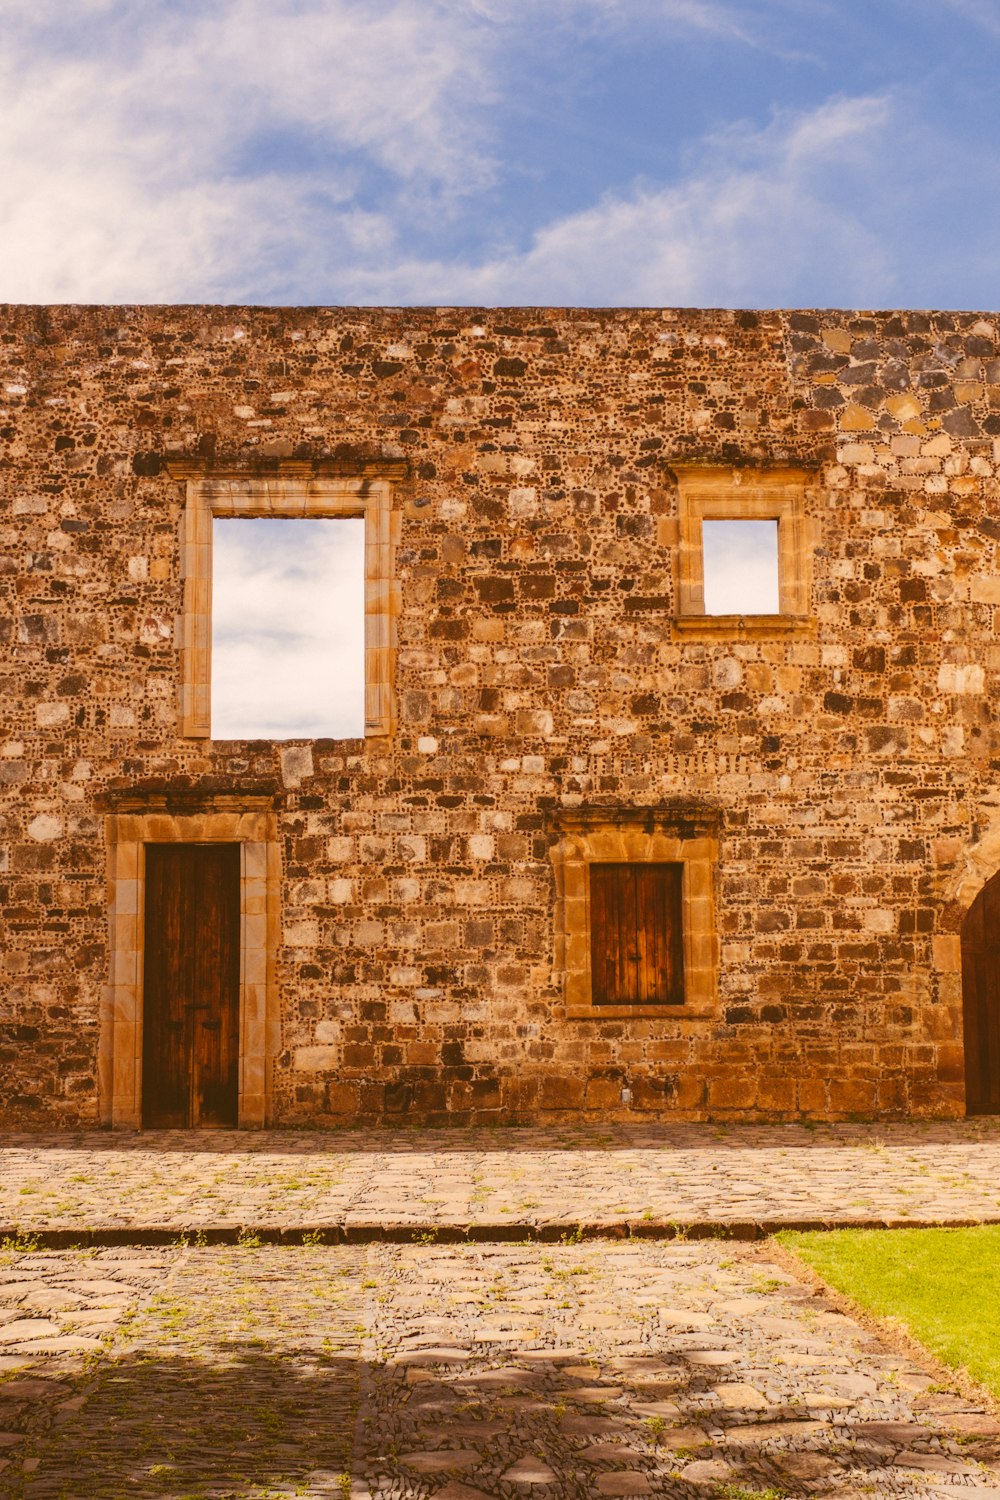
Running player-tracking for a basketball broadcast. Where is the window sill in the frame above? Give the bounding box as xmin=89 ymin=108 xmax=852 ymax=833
xmin=565 ymin=1003 xmax=715 ymax=1021
xmin=672 ymin=613 xmax=816 ymax=640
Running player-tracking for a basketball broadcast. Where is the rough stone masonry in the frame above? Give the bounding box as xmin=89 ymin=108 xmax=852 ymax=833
xmin=2 ymin=304 xmax=999 ymax=1130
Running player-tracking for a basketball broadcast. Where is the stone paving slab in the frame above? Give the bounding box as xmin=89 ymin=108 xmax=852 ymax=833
xmin=4 ymin=1122 xmax=1000 ymax=1240
xmin=1 ymin=1239 xmax=998 ymax=1498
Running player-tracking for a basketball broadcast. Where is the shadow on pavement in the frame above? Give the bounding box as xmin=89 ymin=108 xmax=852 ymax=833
xmin=3 ymin=1338 xmax=957 ymax=1499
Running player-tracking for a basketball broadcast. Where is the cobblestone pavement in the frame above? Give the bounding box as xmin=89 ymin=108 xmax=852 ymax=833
xmin=1 ymin=1239 xmax=999 ymax=1498
xmin=5 ymin=1123 xmax=1000 ymax=1238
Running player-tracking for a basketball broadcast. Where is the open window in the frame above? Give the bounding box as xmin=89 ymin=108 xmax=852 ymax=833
xmin=672 ymin=465 xmax=813 ymax=637
xmin=550 ymin=805 xmax=719 ymax=1020
xmin=701 ymin=518 xmax=779 ymax=615
xmin=212 ymin=516 xmax=364 ymax=739
xmin=174 ymin=474 xmax=399 ymax=740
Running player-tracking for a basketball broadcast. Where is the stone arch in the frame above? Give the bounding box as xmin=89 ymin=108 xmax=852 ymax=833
xmin=945 ymin=805 xmax=1000 ymax=916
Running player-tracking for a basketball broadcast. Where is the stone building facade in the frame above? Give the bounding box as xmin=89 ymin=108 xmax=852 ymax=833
xmin=2 ymin=303 xmax=1000 ymax=1129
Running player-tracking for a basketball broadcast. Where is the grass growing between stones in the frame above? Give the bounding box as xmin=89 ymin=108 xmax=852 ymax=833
xmin=780 ymin=1224 xmax=1000 ymax=1397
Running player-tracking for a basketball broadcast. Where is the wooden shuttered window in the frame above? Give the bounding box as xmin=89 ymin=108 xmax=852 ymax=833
xmin=589 ymin=862 xmax=685 ymax=1006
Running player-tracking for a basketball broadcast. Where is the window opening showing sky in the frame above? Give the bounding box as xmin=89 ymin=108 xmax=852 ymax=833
xmin=211 ymin=517 xmax=365 ymax=740
xmin=702 ymin=519 xmax=780 ymax=616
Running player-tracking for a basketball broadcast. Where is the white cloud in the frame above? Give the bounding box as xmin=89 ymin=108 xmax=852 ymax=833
xmin=0 ymin=0 xmax=495 ymax=301
xmin=0 ymin=0 xmax=813 ymax=303
xmin=935 ymin=0 xmax=1000 ymax=36
xmin=343 ymin=93 xmax=895 ymax=306
xmin=5 ymin=0 xmax=494 ymax=185
xmin=469 ymin=0 xmax=753 ymax=38
xmin=211 ymin=517 xmax=366 ymax=739
xmin=750 ymin=93 xmax=890 ymax=164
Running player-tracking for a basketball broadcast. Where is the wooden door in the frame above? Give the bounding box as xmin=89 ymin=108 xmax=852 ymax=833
xmin=962 ymin=871 xmax=1000 ymax=1114
xmin=590 ymin=862 xmax=685 ymax=1006
xmin=142 ymin=843 xmax=241 ymax=1129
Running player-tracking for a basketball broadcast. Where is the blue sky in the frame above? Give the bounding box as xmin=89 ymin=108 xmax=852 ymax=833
xmin=4 ymin=0 xmax=1000 ymax=308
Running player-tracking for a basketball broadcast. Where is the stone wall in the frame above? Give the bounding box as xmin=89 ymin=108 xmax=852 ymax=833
xmin=1 ymin=304 xmax=998 ymax=1127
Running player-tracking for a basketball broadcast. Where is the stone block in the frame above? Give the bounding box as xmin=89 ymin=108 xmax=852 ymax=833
xmin=294 ymin=1046 xmax=339 ymax=1073
xmin=539 ymin=1076 xmax=586 ymax=1111
xmin=828 ymin=1078 xmax=877 ymax=1115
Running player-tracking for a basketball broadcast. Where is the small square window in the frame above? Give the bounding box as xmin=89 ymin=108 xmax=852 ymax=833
xmin=672 ymin=465 xmax=814 ymax=637
xmin=590 ymin=862 xmax=685 ymax=1006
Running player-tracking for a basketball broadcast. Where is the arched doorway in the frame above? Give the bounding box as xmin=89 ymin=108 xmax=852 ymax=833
xmin=962 ymin=870 xmax=1000 ymax=1114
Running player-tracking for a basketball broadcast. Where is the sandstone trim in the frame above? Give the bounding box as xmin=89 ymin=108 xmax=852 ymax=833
xmin=670 ymin=464 xmax=815 ymax=638
xmin=549 ymin=805 xmax=720 ymax=1019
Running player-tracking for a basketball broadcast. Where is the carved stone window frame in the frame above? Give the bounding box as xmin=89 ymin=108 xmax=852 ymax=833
xmin=672 ymin=465 xmax=815 ymax=639
xmin=174 ymin=472 xmax=399 ymax=739
xmin=100 ymin=800 xmax=280 ymax=1130
xmin=549 ymin=806 xmax=720 ymax=1020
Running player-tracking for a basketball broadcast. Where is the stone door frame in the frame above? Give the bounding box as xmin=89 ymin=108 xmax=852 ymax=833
xmin=101 ymin=805 xmax=280 ymax=1129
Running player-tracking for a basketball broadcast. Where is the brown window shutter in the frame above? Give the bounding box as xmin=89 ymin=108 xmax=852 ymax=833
xmin=590 ymin=863 xmax=685 ymax=1005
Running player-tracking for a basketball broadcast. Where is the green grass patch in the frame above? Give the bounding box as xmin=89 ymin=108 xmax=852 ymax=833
xmin=780 ymin=1224 xmax=1000 ymax=1397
